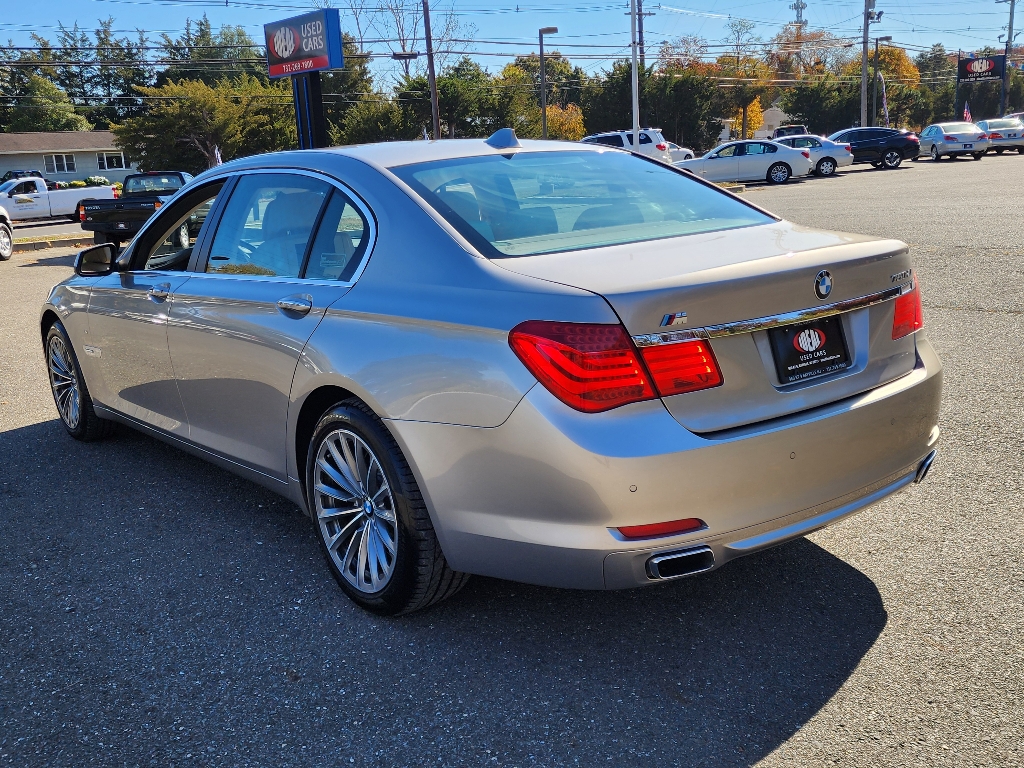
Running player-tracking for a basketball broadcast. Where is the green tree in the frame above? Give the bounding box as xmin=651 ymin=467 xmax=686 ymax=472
xmin=436 ymin=57 xmax=491 ymax=138
xmin=645 ymin=64 xmax=726 ymax=152
xmin=157 ymin=16 xmax=263 ymax=87
xmin=580 ymin=60 xmax=633 ymax=135
xmin=335 ymin=97 xmax=412 ymax=145
xmin=778 ymin=75 xmax=859 ymax=135
xmin=112 ymin=76 xmax=293 ymax=174
xmin=7 ymin=75 xmax=92 ymax=132
xmin=320 ymin=35 xmax=374 ymax=138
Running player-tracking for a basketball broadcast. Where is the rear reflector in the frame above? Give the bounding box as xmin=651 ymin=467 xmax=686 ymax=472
xmin=892 ymin=284 xmax=924 ymax=340
xmin=618 ymin=517 xmax=705 ymax=540
xmin=509 ymin=321 xmax=655 ymax=413
xmin=639 ymin=339 xmax=723 ymax=396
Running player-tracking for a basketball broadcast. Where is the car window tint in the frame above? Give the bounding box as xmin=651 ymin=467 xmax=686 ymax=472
xmin=778 ymin=139 xmax=793 ymax=147
xmin=763 ymin=143 xmax=778 ymax=153
xmin=138 ymin=182 xmax=225 ymax=272
xmin=638 ymin=133 xmax=653 ymax=144
xmin=303 ymin=190 xmax=370 ymax=282
xmin=589 ymin=135 xmax=624 ymax=147
xmin=393 ymin=150 xmax=774 ymax=258
xmin=125 ymin=175 xmax=183 ymax=194
xmin=745 ymin=142 xmax=767 ymax=155
xmin=716 ymin=144 xmax=738 ymax=157
xmin=207 ymin=174 xmax=330 ymax=277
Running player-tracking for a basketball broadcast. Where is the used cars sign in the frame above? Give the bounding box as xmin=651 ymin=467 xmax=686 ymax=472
xmin=265 ymin=9 xmax=343 ymax=78
xmin=958 ymin=55 xmax=1005 ymax=83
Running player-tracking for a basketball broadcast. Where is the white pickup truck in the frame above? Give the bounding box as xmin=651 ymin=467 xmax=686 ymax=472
xmin=0 ymin=177 xmax=116 ymax=222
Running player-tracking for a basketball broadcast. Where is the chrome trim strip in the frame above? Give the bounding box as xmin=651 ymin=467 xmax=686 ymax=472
xmin=633 ymin=280 xmax=914 ymax=347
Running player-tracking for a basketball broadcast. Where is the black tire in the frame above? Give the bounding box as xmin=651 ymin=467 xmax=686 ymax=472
xmin=305 ymin=399 xmax=469 ymax=615
xmin=44 ymin=321 xmax=114 ymax=442
xmin=930 ymin=145 xmax=941 ymax=161
xmin=766 ymin=162 xmax=791 ymax=184
xmin=0 ymin=220 xmax=12 ymax=261
xmin=882 ymin=149 xmax=902 ymax=169
xmin=972 ymin=152 xmax=984 ymax=160
xmin=815 ymin=157 xmax=837 ymax=176
xmin=996 ymin=148 xmax=1006 ymax=154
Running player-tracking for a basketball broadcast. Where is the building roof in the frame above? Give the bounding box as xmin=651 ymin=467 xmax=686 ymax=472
xmin=0 ymin=131 xmax=119 ymax=156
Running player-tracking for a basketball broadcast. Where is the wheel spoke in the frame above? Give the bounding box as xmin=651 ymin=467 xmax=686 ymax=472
xmin=355 ymin=524 xmax=370 ymax=587
xmin=338 ymin=436 xmax=365 ymax=493
xmin=327 ymin=513 xmax=363 ymax=551
xmin=376 ymin=521 xmax=397 ymax=556
xmin=316 ymin=497 xmax=362 ymax=521
xmin=317 ymin=455 xmax=361 ymax=500
xmin=326 ymin=438 xmax=363 ymax=496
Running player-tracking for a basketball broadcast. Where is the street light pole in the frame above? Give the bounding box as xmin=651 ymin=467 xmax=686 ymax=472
xmin=539 ymin=27 xmax=558 ymax=139
xmin=629 ymin=0 xmax=640 ymax=149
xmin=997 ymin=0 xmax=1017 ymax=117
xmin=422 ymin=0 xmax=440 ymax=140
xmin=872 ymin=36 xmax=891 ymax=127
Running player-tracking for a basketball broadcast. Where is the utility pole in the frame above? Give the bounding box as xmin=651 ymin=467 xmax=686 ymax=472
xmin=861 ymin=0 xmax=883 ymax=126
xmin=629 ymin=0 xmax=640 ymax=148
xmin=871 ymin=35 xmax=891 ymax=126
xmin=422 ymin=0 xmax=440 ymax=140
xmin=539 ymin=27 xmax=558 ymax=139
xmin=997 ymin=0 xmax=1017 ymax=116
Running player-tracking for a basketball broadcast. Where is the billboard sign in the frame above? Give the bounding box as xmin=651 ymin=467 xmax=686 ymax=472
xmin=958 ymin=55 xmax=1005 ymax=83
xmin=265 ymin=9 xmax=343 ymax=78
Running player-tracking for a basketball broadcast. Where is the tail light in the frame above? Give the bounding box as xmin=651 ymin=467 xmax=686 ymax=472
xmin=656 ymin=142 xmax=668 ymax=151
xmin=78 ymin=204 xmax=85 ymax=222
xmin=638 ymin=338 xmax=723 ymax=396
xmin=509 ymin=321 xmax=654 ymax=412
xmin=892 ymin=284 xmax=924 ymax=340
xmin=907 ymin=134 xmax=920 ymax=143
xmin=988 ymin=132 xmax=1003 ymax=139
xmin=153 ymin=200 xmax=162 ymax=210
xmin=844 ymin=144 xmax=851 ymax=152
xmin=112 ymin=186 xmax=119 ymax=199
xmin=801 ymin=150 xmax=810 ymax=159
xmin=944 ymin=135 xmax=958 ymax=141
xmin=978 ymin=133 xmax=988 ymax=140
xmin=617 ymin=517 xmax=705 ymax=540
xmin=509 ymin=321 xmax=723 ymax=413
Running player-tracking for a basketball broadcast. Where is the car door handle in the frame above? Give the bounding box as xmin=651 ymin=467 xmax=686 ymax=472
xmin=148 ymin=283 xmax=171 ymax=301
xmin=276 ymin=295 xmax=313 ymax=315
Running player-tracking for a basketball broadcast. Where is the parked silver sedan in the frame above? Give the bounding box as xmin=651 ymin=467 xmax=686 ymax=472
xmin=41 ymin=131 xmax=941 ymax=614
xmin=678 ymin=140 xmax=814 ymax=183
xmin=976 ymin=117 xmax=1024 ymax=154
xmin=919 ymin=122 xmax=991 ymax=160
xmin=774 ymin=134 xmax=854 ymax=176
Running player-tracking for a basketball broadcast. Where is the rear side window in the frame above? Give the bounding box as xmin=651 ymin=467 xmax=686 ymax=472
xmin=586 ymin=135 xmax=625 ymax=148
xmin=393 ymin=150 xmax=774 ymax=258
xmin=206 ymin=174 xmax=330 ymax=277
xmin=303 ymin=190 xmax=370 ymax=282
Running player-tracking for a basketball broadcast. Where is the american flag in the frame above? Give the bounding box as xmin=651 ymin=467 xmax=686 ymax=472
xmin=963 ymin=102 xmax=972 ymax=122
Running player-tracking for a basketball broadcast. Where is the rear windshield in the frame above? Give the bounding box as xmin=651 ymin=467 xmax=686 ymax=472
xmin=940 ymin=123 xmax=978 ymax=133
xmin=124 ymin=175 xmax=183 ymax=194
xmin=985 ymin=119 xmax=1023 ymax=130
xmin=392 ymin=150 xmax=773 ymax=258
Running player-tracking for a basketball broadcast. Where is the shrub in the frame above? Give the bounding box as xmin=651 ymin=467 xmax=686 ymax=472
xmin=68 ymin=180 xmax=87 ymax=188
xmin=54 ymin=181 xmax=69 ymax=189
xmin=84 ymin=175 xmax=111 ymax=186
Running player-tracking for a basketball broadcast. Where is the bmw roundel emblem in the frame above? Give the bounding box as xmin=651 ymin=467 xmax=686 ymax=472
xmin=814 ymin=270 xmax=833 ymax=300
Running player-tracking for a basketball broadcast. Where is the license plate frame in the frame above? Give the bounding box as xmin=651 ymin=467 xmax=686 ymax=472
xmin=768 ymin=315 xmax=851 ymax=385
xmin=962 ymin=143 xmax=973 ymax=149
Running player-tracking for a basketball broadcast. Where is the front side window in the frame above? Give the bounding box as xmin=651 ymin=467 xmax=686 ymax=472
xmin=136 ymin=182 xmax=225 ymax=271
xmin=43 ymin=154 xmax=76 ymax=174
xmin=393 ymin=150 xmax=774 ymax=258
xmin=715 ymin=144 xmax=738 ymax=157
xmin=12 ymin=180 xmax=37 ymax=195
xmin=206 ymin=174 xmax=330 ymax=277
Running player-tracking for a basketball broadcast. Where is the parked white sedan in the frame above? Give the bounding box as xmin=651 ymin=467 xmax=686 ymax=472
xmin=774 ymin=134 xmax=854 ymax=176
xmin=677 ymin=140 xmax=813 ymax=184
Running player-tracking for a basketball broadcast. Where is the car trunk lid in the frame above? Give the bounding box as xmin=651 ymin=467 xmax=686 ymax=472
xmin=494 ymin=220 xmax=919 ymax=432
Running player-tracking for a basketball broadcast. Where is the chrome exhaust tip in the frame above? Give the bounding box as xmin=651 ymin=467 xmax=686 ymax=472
xmin=915 ymin=449 xmax=937 ymax=484
xmin=647 ymin=545 xmax=715 ymax=581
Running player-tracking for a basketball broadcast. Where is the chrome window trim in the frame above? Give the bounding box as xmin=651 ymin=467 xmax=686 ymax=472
xmin=176 ymin=167 xmax=377 ymax=288
xmin=632 ymin=280 xmax=914 ymax=347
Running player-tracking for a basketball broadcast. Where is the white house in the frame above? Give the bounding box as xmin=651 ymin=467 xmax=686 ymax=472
xmin=0 ymin=131 xmax=137 ymax=183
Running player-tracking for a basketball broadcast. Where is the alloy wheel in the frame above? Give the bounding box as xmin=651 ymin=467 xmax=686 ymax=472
xmin=769 ymin=164 xmax=790 ymax=183
xmin=47 ymin=335 xmax=81 ymax=429
xmin=884 ymin=151 xmax=901 ymax=168
xmin=931 ymin=146 xmax=940 ymax=161
xmin=818 ymin=159 xmax=835 ymax=176
xmin=312 ymin=428 xmax=398 ymax=593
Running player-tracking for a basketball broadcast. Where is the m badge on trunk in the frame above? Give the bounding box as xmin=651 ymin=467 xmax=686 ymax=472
xmin=661 ymin=311 xmax=688 ymax=327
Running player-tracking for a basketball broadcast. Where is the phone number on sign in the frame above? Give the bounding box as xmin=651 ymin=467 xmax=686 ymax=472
xmin=280 ymin=59 xmax=316 ymax=74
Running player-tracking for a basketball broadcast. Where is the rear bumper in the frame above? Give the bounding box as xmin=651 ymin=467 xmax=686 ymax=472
xmin=388 ymin=336 xmax=942 ymax=590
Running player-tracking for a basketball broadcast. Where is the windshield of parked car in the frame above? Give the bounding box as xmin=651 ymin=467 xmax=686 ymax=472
xmin=393 ymin=150 xmax=774 ymax=258
xmin=124 ymin=175 xmax=183 ymax=194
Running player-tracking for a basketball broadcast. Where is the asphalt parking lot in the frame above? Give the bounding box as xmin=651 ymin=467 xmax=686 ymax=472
xmin=1 ymin=153 xmax=1022 ymax=767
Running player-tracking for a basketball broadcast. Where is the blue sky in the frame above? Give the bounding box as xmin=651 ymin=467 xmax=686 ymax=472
xmin=2 ymin=0 xmax=1015 ymax=79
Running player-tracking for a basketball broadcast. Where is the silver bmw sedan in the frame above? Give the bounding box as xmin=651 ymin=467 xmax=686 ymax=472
xmin=41 ymin=130 xmax=941 ymax=614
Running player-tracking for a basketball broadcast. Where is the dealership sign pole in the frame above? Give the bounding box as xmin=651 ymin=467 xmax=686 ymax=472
xmin=265 ymin=9 xmax=344 ymax=150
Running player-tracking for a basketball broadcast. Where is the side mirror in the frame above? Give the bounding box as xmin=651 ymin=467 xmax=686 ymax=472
xmin=74 ymin=243 xmax=117 ymax=277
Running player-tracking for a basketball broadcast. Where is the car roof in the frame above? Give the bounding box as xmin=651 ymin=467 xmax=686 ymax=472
xmin=585 ymin=129 xmax=662 ymax=137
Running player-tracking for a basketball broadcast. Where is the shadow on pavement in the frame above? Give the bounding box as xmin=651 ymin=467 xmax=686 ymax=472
xmin=0 ymin=419 xmax=886 ymax=766
xmin=15 ymin=252 xmax=77 ymax=268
